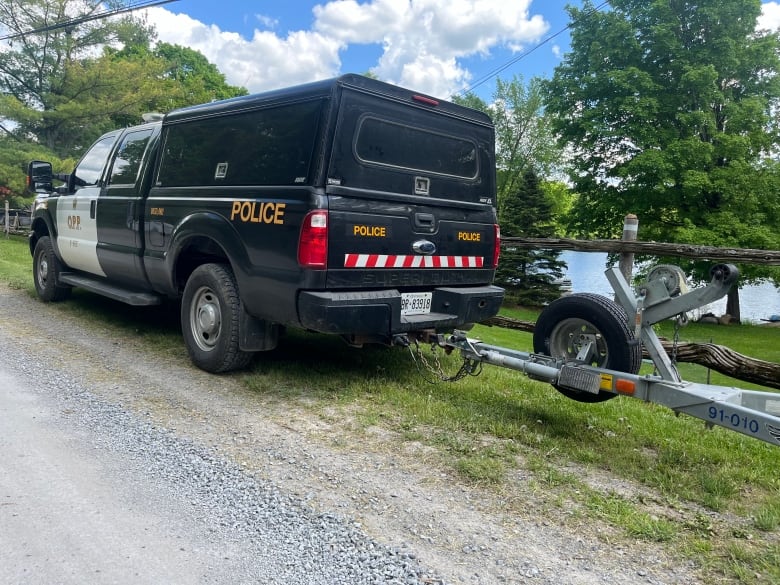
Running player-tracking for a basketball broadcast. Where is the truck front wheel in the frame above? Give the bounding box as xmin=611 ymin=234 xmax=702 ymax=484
xmin=181 ymin=263 xmax=253 ymax=373
xmin=33 ymin=236 xmax=71 ymax=302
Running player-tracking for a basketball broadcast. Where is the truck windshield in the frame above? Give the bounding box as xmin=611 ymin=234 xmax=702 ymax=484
xmin=73 ymin=134 xmax=119 ymax=188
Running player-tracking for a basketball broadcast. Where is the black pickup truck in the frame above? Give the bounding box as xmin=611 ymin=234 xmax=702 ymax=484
xmin=28 ymin=74 xmax=503 ymax=372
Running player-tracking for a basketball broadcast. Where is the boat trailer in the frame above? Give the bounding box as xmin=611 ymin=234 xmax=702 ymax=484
xmin=432 ymin=263 xmax=780 ymax=448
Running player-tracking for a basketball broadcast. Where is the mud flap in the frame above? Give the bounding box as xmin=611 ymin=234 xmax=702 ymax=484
xmin=239 ymin=305 xmax=279 ymax=351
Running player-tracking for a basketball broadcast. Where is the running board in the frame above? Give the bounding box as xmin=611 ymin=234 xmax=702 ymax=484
xmin=59 ymin=273 xmax=163 ymax=306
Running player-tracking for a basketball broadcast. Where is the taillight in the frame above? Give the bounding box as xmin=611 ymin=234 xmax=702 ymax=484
xmin=492 ymin=224 xmax=501 ymax=268
xmin=298 ymin=210 xmax=328 ymax=268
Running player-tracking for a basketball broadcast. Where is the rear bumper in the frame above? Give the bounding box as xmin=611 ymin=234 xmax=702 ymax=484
xmin=297 ymin=285 xmax=504 ymax=336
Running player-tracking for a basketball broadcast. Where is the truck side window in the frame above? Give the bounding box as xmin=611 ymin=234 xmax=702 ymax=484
xmin=157 ymin=99 xmax=324 ymax=188
xmin=73 ymin=135 xmax=119 ymax=189
xmin=109 ymin=129 xmax=153 ymax=186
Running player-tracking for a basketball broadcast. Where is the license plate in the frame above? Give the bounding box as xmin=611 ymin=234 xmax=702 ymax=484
xmin=401 ymin=292 xmax=433 ymax=316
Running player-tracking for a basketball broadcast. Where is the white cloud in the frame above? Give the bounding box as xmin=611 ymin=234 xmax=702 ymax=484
xmin=314 ymin=0 xmax=547 ymax=96
xmin=254 ymin=14 xmax=279 ymax=30
xmin=142 ymin=8 xmax=341 ymax=90
xmin=758 ymin=2 xmax=780 ymax=31
xmin=142 ymin=0 xmax=548 ymax=98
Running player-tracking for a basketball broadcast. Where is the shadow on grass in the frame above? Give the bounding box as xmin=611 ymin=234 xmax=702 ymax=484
xmin=64 ymin=289 xmax=182 ymax=338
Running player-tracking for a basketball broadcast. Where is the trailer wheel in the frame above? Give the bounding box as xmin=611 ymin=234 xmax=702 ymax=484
xmin=33 ymin=236 xmax=72 ymax=302
xmin=533 ymin=293 xmax=642 ymax=402
xmin=181 ymin=263 xmax=253 ymax=373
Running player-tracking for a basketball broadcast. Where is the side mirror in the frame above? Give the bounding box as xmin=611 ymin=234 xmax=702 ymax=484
xmin=27 ymin=160 xmax=53 ymax=193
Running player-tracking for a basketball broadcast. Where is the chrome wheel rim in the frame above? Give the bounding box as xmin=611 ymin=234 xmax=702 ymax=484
xmin=548 ymin=317 xmax=608 ymax=367
xmin=189 ymin=286 xmax=221 ymax=352
xmin=37 ymin=255 xmax=49 ymax=288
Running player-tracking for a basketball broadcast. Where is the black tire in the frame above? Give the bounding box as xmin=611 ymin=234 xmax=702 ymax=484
xmin=181 ymin=263 xmax=253 ymax=373
xmin=33 ymin=236 xmax=72 ymax=302
xmin=533 ymin=293 xmax=642 ymax=403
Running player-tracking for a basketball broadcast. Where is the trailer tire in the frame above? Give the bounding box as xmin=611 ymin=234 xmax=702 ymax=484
xmin=533 ymin=293 xmax=641 ymax=403
xmin=181 ymin=263 xmax=253 ymax=373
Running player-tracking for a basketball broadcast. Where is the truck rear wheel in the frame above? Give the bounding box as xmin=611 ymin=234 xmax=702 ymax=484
xmin=533 ymin=293 xmax=642 ymax=403
xmin=33 ymin=236 xmax=72 ymax=302
xmin=181 ymin=263 xmax=253 ymax=373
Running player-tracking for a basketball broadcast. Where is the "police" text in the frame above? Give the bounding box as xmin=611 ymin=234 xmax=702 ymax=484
xmin=230 ymin=201 xmax=286 ymax=225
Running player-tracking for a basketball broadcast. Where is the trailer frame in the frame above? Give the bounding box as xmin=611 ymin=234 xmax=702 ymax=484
xmin=434 ymin=264 xmax=780 ymax=448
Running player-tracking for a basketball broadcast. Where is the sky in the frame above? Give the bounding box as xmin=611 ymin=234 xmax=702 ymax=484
xmin=132 ymin=0 xmax=780 ymax=101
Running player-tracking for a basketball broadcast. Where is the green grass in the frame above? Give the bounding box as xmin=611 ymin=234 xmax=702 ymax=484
xmin=2 ymin=233 xmax=779 ymax=584
xmin=0 ymin=234 xmax=34 ymax=291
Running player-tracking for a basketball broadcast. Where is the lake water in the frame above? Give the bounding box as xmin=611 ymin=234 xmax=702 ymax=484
xmin=559 ymin=251 xmax=780 ymax=324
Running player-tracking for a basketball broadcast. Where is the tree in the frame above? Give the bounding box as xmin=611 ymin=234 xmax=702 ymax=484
xmin=454 ymin=76 xmax=567 ymax=304
xmin=0 ymin=1 xmax=247 ymax=200
xmin=0 ymin=2 xmax=247 ymax=156
xmin=116 ymin=42 xmax=247 ymax=116
xmin=0 ymin=134 xmax=75 ymax=207
xmin=495 ymin=168 xmax=566 ymax=305
xmin=543 ymin=0 xmax=780 ymax=320
xmin=455 ymin=75 xmax=562 ymax=216
xmin=0 ymin=0 xmax=158 ymax=153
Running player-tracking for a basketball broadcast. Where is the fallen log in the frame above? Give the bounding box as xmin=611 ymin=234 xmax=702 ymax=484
xmin=482 ymin=315 xmax=535 ymax=333
xmin=480 ymin=316 xmax=780 ymax=391
xmin=655 ymin=340 xmax=780 ymax=391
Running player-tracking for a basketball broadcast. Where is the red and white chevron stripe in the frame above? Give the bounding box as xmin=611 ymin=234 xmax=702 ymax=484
xmin=344 ymin=254 xmax=484 ymax=269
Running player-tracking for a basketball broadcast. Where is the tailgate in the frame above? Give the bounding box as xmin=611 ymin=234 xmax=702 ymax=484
xmin=326 ymin=197 xmax=498 ymax=290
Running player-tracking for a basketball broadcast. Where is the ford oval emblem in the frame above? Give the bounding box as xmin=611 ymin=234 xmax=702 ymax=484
xmin=412 ymin=239 xmax=436 ymax=255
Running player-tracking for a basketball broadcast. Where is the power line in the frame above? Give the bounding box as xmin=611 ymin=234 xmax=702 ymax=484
xmin=0 ymin=0 xmax=180 ymax=42
xmin=457 ymin=1 xmax=611 ymax=96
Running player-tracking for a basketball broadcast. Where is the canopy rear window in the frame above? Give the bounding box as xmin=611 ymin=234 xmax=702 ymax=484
xmin=355 ymin=117 xmax=478 ymax=180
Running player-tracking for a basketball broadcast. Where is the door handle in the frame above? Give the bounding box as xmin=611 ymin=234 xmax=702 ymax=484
xmin=414 ymin=212 xmax=435 ymax=231
xmin=127 ymin=201 xmax=135 ymax=228
xmin=90 ymin=199 xmax=96 ymax=219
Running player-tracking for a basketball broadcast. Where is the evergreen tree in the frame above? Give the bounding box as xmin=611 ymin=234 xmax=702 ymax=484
xmin=454 ymin=77 xmax=569 ymax=304
xmin=495 ymin=169 xmax=566 ymax=305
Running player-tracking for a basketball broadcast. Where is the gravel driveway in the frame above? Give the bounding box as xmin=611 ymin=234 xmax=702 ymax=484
xmin=0 ymin=283 xmax=697 ymax=584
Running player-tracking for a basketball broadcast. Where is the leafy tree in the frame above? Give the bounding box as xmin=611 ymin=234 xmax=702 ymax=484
xmin=0 ymin=135 xmax=74 ymax=207
xmin=0 ymin=0 xmax=158 ymax=153
xmin=543 ymin=0 xmax=780 ymax=319
xmin=455 ymin=76 xmax=568 ymax=303
xmin=455 ymin=75 xmax=562 ymax=216
xmin=496 ymin=168 xmax=566 ymax=305
xmin=540 ymin=179 xmax=575 ymax=236
xmin=0 ymin=1 xmax=246 ymax=200
xmin=116 ymin=42 xmax=247 ymax=115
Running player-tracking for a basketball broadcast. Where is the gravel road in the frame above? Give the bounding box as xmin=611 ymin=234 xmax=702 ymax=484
xmin=0 ymin=283 xmax=699 ymax=584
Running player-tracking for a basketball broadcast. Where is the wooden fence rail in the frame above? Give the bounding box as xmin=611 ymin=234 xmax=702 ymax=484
xmin=501 ymin=236 xmax=780 ymax=265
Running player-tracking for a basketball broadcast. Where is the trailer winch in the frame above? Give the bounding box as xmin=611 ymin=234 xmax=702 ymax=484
xmin=423 ymin=263 xmax=780 ymax=448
